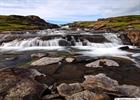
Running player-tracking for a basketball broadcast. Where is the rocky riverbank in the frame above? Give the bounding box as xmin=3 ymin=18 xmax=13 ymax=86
xmin=0 ymin=54 xmax=140 ymax=100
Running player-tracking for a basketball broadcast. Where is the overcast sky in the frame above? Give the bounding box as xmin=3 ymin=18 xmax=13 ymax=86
xmin=0 ymin=0 xmax=140 ymax=24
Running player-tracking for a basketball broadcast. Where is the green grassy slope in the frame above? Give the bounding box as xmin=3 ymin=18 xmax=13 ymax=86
xmin=67 ymin=15 xmax=140 ymax=31
xmin=0 ymin=15 xmax=59 ymax=31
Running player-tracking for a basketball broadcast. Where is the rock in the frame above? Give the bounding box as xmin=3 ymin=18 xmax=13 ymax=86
xmin=119 ymin=46 xmax=129 ymax=50
xmin=0 ymin=68 xmax=46 ymax=99
xmin=65 ymin=57 xmax=75 ymax=63
xmin=82 ymin=73 xmax=119 ymax=92
xmin=42 ymin=94 xmax=60 ymax=100
xmin=119 ymin=85 xmax=140 ymax=97
xmin=31 ymin=57 xmax=63 ymax=66
xmin=4 ymin=78 xmax=45 ymax=99
xmin=35 ymin=75 xmax=55 ymax=86
xmin=127 ymin=30 xmax=140 ymax=46
xmin=59 ymin=39 xmax=71 ymax=46
xmin=31 ymin=53 xmax=47 ymax=58
xmin=29 ymin=69 xmax=46 ymax=78
xmin=86 ymin=59 xmax=119 ymax=68
xmin=66 ymin=90 xmax=110 ymax=100
xmin=73 ymin=56 xmax=95 ymax=63
xmin=57 ymin=83 xmax=83 ymax=97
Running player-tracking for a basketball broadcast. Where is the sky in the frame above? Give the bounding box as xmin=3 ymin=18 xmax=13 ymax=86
xmin=0 ymin=0 xmax=140 ymax=24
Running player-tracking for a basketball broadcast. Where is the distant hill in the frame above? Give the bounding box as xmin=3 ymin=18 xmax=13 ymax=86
xmin=0 ymin=15 xmax=59 ymax=31
xmin=66 ymin=15 xmax=140 ymax=32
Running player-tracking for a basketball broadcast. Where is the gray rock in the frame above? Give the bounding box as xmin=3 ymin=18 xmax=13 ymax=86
xmin=4 ymin=78 xmax=45 ymax=100
xmin=86 ymin=59 xmax=119 ymax=68
xmin=31 ymin=57 xmax=63 ymax=66
xmin=82 ymin=73 xmax=119 ymax=92
xmin=65 ymin=57 xmax=75 ymax=63
xmin=31 ymin=53 xmax=47 ymax=58
xmin=57 ymin=83 xmax=83 ymax=97
xmin=66 ymin=90 xmax=110 ymax=100
xmin=0 ymin=68 xmax=46 ymax=99
xmin=119 ymin=85 xmax=140 ymax=97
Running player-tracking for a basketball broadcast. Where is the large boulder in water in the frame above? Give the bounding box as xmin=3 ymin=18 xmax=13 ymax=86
xmin=31 ymin=57 xmax=63 ymax=66
xmin=85 ymin=59 xmax=119 ymax=68
xmin=59 ymin=39 xmax=71 ymax=46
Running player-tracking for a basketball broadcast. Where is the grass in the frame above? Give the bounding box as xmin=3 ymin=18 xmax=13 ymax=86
xmin=0 ymin=15 xmax=58 ymax=32
xmin=68 ymin=15 xmax=140 ymax=31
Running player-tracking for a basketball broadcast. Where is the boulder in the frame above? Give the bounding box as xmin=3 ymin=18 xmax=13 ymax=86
xmin=4 ymin=78 xmax=45 ymax=100
xmin=82 ymin=73 xmax=119 ymax=92
xmin=59 ymin=39 xmax=71 ymax=46
xmin=31 ymin=57 xmax=63 ymax=66
xmin=127 ymin=30 xmax=140 ymax=46
xmin=65 ymin=57 xmax=75 ymax=63
xmin=119 ymin=85 xmax=140 ymax=97
xmin=31 ymin=53 xmax=47 ymax=59
xmin=57 ymin=83 xmax=83 ymax=97
xmin=66 ymin=90 xmax=110 ymax=100
xmin=0 ymin=68 xmax=46 ymax=99
xmin=86 ymin=59 xmax=119 ymax=68
xmin=119 ymin=46 xmax=129 ymax=50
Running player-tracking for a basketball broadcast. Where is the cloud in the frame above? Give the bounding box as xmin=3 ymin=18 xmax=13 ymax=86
xmin=0 ymin=0 xmax=140 ymax=24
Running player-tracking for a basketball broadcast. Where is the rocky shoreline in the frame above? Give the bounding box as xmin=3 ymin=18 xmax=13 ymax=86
xmin=0 ymin=53 xmax=140 ymax=100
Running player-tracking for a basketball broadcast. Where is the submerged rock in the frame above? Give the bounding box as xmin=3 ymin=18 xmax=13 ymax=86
xmin=86 ymin=59 xmax=119 ymax=68
xmin=31 ymin=57 xmax=63 ymax=66
xmin=82 ymin=73 xmax=119 ymax=92
xmin=57 ymin=83 xmax=83 ymax=97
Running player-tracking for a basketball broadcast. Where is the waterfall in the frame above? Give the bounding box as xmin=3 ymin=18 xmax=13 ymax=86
xmin=0 ymin=31 xmax=123 ymax=48
xmin=103 ymin=33 xmax=122 ymax=45
xmin=2 ymin=37 xmax=62 ymax=47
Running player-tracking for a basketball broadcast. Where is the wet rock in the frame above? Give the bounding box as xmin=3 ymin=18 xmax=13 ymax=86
xmin=42 ymin=94 xmax=60 ymax=100
xmin=119 ymin=46 xmax=129 ymax=50
xmin=35 ymin=75 xmax=55 ymax=86
xmin=127 ymin=30 xmax=140 ymax=46
xmin=31 ymin=57 xmax=63 ymax=66
xmin=31 ymin=53 xmax=47 ymax=59
xmin=65 ymin=57 xmax=75 ymax=63
xmin=57 ymin=83 xmax=83 ymax=97
xmin=0 ymin=68 xmax=46 ymax=99
xmin=119 ymin=85 xmax=140 ymax=97
xmin=4 ymin=78 xmax=45 ymax=100
xmin=72 ymin=56 xmax=95 ymax=63
xmin=86 ymin=59 xmax=119 ymax=68
xmin=82 ymin=73 xmax=119 ymax=92
xmin=66 ymin=90 xmax=110 ymax=100
xmin=59 ymin=39 xmax=71 ymax=46
xmin=29 ymin=69 xmax=46 ymax=78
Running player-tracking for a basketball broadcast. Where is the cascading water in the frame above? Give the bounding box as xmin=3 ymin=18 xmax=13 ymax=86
xmin=103 ymin=33 xmax=122 ymax=45
xmin=1 ymin=37 xmax=62 ymax=47
xmin=1 ymin=32 xmax=123 ymax=48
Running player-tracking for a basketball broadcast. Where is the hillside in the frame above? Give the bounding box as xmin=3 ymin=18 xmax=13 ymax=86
xmin=0 ymin=15 xmax=59 ymax=31
xmin=67 ymin=15 xmax=140 ymax=32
